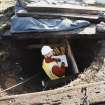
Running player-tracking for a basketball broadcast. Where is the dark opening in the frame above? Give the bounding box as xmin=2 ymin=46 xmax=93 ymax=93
xmin=12 ymin=39 xmax=73 ymax=92
xmin=0 ymin=38 xmax=101 ymax=94
xmin=70 ymin=39 xmax=100 ymax=72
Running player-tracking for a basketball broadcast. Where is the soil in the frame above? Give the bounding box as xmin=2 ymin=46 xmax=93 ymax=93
xmin=69 ymin=40 xmax=105 ymax=87
xmin=0 ymin=0 xmax=15 ymax=13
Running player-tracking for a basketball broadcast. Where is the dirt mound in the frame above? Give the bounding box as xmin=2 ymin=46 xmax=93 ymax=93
xmin=67 ymin=40 xmax=105 ymax=87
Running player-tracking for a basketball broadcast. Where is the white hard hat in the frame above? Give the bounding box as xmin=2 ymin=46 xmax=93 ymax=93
xmin=41 ymin=46 xmax=53 ymax=56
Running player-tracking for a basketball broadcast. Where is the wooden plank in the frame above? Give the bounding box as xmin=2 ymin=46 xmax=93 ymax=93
xmin=3 ymin=25 xmax=105 ymax=40
xmin=16 ymin=12 xmax=99 ymax=22
xmin=9 ymin=26 xmax=96 ymax=40
xmin=65 ymin=39 xmax=79 ymax=74
xmin=26 ymin=4 xmax=105 ymax=15
xmin=0 ymin=80 xmax=105 ymax=104
xmin=10 ymin=25 xmax=96 ymax=38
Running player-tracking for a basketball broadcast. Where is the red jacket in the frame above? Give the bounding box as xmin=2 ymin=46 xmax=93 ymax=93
xmin=45 ymin=57 xmax=65 ymax=77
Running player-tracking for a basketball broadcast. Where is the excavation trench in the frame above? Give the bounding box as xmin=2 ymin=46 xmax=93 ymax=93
xmin=0 ymin=38 xmax=100 ymax=95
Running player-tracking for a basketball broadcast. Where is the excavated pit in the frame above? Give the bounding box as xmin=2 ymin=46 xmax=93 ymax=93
xmin=0 ymin=38 xmax=101 ymax=96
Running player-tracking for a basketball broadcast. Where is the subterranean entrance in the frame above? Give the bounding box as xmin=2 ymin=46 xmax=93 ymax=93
xmin=9 ymin=38 xmax=100 ymax=93
xmin=0 ymin=38 xmax=100 ymax=95
xmin=14 ymin=38 xmax=75 ymax=91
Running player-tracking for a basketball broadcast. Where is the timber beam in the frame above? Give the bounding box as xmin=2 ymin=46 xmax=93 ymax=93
xmin=16 ymin=12 xmax=99 ymax=22
xmin=26 ymin=4 xmax=105 ymax=15
xmin=0 ymin=80 xmax=105 ymax=104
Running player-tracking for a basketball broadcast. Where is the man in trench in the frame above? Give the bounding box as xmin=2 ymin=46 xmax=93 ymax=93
xmin=41 ymin=46 xmax=68 ymax=88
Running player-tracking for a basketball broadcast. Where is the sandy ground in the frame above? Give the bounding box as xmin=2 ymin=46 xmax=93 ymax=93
xmin=0 ymin=0 xmax=15 ymax=12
